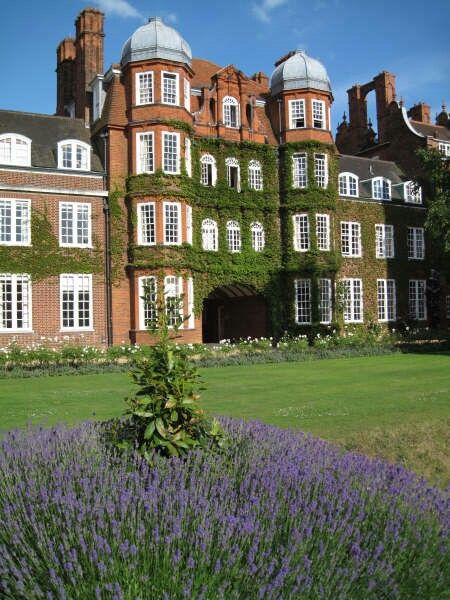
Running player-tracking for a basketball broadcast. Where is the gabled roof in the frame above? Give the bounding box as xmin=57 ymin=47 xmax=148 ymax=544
xmin=0 ymin=110 xmax=103 ymax=172
xmin=409 ymin=120 xmax=450 ymax=142
xmin=191 ymin=58 xmax=222 ymax=88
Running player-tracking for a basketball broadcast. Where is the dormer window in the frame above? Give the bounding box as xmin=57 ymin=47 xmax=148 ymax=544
xmin=438 ymin=142 xmax=450 ymax=157
xmin=226 ymin=157 xmax=240 ymax=191
xmin=0 ymin=134 xmax=31 ymax=166
xmin=312 ymin=100 xmax=325 ymax=129
xmin=136 ymin=71 xmax=153 ymax=105
xmin=289 ymin=100 xmax=305 ymax=129
xmin=223 ymin=96 xmax=240 ymax=128
xmin=339 ymin=173 xmax=359 ymax=197
xmin=58 ymin=140 xmax=90 ymax=171
xmin=162 ymin=72 xmax=179 ymax=105
xmin=372 ymin=177 xmax=391 ymax=200
xmin=404 ymin=181 xmax=422 ymax=204
xmin=200 ymin=154 xmax=217 ymax=186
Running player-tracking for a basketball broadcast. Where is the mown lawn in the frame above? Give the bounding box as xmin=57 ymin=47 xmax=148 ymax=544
xmin=1 ymin=353 xmax=449 ymax=484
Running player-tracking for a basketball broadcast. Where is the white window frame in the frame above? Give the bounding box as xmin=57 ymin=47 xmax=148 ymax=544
xmin=136 ymin=132 xmax=155 ymax=174
xmin=0 ymin=198 xmax=31 ymax=246
xmin=341 ymin=221 xmax=361 ymax=257
xmin=316 ymin=214 xmax=330 ymax=251
xmin=318 ymin=278 xmax=332 ymax=324
xmin=138 ymin=276 xmax=157 ymax=330
xmin=375 ymin=224 xmax=394 ymax=259
xmin=135 ymin=71 xmax=154 ymax=105
xmin=342 ymin=278 xmax=363 ymax=323
xmin=184 ymin=78 xmax=191 ymax=112
xmin=226 ymin=220 xmax=241 ymax=253
xmin=0 ymin=273 xmax=32 ymax=332
xmin=250 ymin=222 xmax=265 ymax=252
xmin=57 ymin=140 xmax=91 ymax=171
xmin=289 ymin=99 xmax=305 ymax=129
xmin=164 ymin=275 xmax=183 ymax=328
xmin=438 ymin=142 xmax=450 ymax=157
xmin=0 ymin=134 xmax=31 ymax=167
xmin=137 ymin=202 xmax=156 ymax=246
xmin=59 ymin=202 xmax=92 ymax=248
xmin=226 ymin=157 xmax=241 ymax=191
xmin=407 ymin=227 xmax=425 ymax=260
xmin=314 ymin=153 xmax=328 ymax=188
xmin=292 ymin=153 xmax=307 ymax=189
xmin=200 ymin=154 xmax=217 ymax=186
xmin=338 ymin=172 xmax=359 ymax=197
xmin=162 ymin=131 xmax=180 ymax=175
xmin=185 ymin=138 xmax=192 ymax=177
xmin=223 ymin=96 xmax=240 ymax=128
xmin=293 ymin=214 xmax=310 ymax=252
xmin=60 ymin=274 xmax=93 ymax=331
xmin=187 ymin=277 xmax=194 ymax=329
xmin=372 ymin=177 xmax=391 ymax=200
xmin=248 ymin=160 xmax=263 ymax=191
xmin=201 ymin=218 xmax=218 ymax=251
xmin=404 ymin=181 xmax=422 ymax=204
xmin=377 ymin=279 xmax=396 ymax=322
xmin=161 ymin=71 xmax=179 ymax=105
xmin=294 ymin=279 xmax=312 ymax=324
xmin=446 ymin=295 xmax=450 ymax=319
xmin=312 ymin=99 xmax=326 ymax=129
xmin=163 ymin=202 xmax=181 ymax=246
xmin=186 ymin=205 xmax=192 ymax=245
xmin=409 ymin=280 xmax=427 ymax=321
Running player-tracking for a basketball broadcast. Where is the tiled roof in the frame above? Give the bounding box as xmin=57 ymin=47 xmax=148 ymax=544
xmin=191 ymin=58 xmax=222 ymax=88
xmin=410 ymin=120 xmax=450 ymax=142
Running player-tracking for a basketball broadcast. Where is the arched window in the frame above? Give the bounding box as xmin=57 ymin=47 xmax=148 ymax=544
xmin=339 ymin=172 xmax=359 ymax=197
xmin=200 ymin=153 xmax=217 ymax=186
xmin=0 ymin=134 xmax=31 ymax=166
xmin=226 ymin=220 xmax=241 ymax=253
xmin=201 ymin=218 xmax=218 ymax=251
xmin=225 ymin=157 xmax=240 ymax=191
xmin=248 ymin=159 xmax=263 ymax=191
xmin=223 ymin=96 xmax=240 ymax=128
xmin=57 ymin=140 xmax=90 ymax=171
xmin=250 ymin=222 xmax=265 ymax=252
xmin=372 ymin=176 xmax=391 ymax=200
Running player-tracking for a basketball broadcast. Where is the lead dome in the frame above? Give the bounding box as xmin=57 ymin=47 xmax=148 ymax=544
xmin=270 ymin=50 xmax=331 ymax=95
xmin=121 ymin=16 xmax=192 ymax=67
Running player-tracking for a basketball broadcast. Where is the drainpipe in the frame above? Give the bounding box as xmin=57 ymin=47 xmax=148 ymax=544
xmin=100 ymin=130 xmax=113 ymax=346
xmin=277 ymin=98 xmax=283 ymax=145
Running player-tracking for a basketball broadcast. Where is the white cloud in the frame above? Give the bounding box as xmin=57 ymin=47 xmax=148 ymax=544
xmin=166 ymin=13 xmax=178 ymax=24
xmin=252 ymin=0 xmax=289 ymax=23
xmin=94 ymin=0 xmax=142 ymax=19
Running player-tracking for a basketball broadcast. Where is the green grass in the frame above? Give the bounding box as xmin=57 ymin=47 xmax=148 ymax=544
xmin=1 ymin=353 xmax=449 ymax=484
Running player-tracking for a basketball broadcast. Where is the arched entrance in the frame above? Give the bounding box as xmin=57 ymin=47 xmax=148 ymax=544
xmin=202 ymin=284 xmax=268 ymax=342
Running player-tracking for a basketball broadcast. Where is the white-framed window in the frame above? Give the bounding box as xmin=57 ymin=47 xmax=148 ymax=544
xmin=409 ymin=280 xmax=427 ymax=320
xmin=200 ymin=154 xmax=217 ymax=186
xmin=60 ymin=274 xmax=92 ymax=330
xmin=318 ymin=278 xmax=332 ymax=324
xmin=375 ymin=224 xmax=394 ymax=258
xmin=0 ymin=274 xmax=32 ymax=331
xmin=314 ymin=153 xmax=328 ymax=188
xmin=312 ymin=99 xmax=326 ymax=129
xmin=446 ymin=295 xmax=450 ymax=319
xmin=223 ymin=96 xmax=240 ymax=128
xmin=226 ymin=220 xmax=241 ymax=253
xmin=136 ymin=132 xmax=154 ymax=174
xmin=316 ymin=214 xmax=330 ymax=251
xmin=59 ymin=202 xmax=91 ymax=248
xmin=293 ymin=213 xmax=309 ymax=252
xmin=341 ymin=222 xmax=361 ymax=257
xmin=161 ymin=71 xmax=179 ymax=105
xmin=407 ymin=227 xmax=425 ymax=260
xmin=162 ymin=132 xmax=180 ymax=174
xmin=294 ymin=279 xmax=311 ymax=324
xmin=164 ymin=275 xmax=183 ymax=327
xmin=185 ymin=138 xmax=192 ymax=177
xmin=187 ymin=277 xmax=194 ymax=329
xmin=289 ymin=99 xmax=305 ymax=129
xmin=186 ymin=205 xmax=192 ymax=245
xmin=404 ymin=181 xmax=422 ymax=204
xmin=377 ymin=279 xmax=396 ymax=322
xmin=248 ymin=160 xmax=263 ymax=190
xmin=438 ymin=142 xmax=450 ymax=157
xmin=372 ymin=177 xmax=391 ymax=200
xmin=250 ymin=222 xmax=265 ymax=252
xmin=292 ymin=153 xmax=307 ymax=188
xmin=201 ymin=218 xmax=218 ymax=251
xmin=338 ymin=172 xmax=359 ymax=197
xmin=226 ymin=157 xmax=240 ymax=191
xmin=136 ymin=71 xmax=153 ymax=105
xmin=163 ymin=202 xmax=181 ymax=245
xmin=184 ymin=78 xmax=191 ymax=112
xmin=0 ymin=199 xmax=30 ymax=246
xmin=0 ymin=134 xmax=31 ymax=166
xmin=138 ymin=276 xmax=157 ymax=330
xmin=342 ymin=278 xmax=363 ymax=323
xmin=57 ymin=140 xmax=90 ymax=171
xmin=137 ymin=202 xmax=156 ymax=245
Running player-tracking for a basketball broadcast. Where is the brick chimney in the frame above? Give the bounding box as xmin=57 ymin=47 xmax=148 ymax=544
xmin=56 ymin=38 xmax=76 ymax=117
xmin=407 ymin=102 xmax=431 ymax=124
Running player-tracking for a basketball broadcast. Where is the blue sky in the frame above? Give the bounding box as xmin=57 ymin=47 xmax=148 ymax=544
xmin=1 ymin=0 xmax=449 ymax=134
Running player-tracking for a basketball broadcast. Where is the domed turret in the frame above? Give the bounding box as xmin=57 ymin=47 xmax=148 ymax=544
xmin=121 ymin=16 xmax=192 ymax=67
xmin=270 ymin=50 xmax=331 ymax=96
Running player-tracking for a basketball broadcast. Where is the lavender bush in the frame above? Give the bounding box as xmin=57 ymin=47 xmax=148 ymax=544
xmin=1 ymin=419 xmax=448 ymax=599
